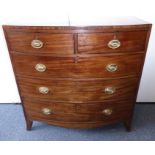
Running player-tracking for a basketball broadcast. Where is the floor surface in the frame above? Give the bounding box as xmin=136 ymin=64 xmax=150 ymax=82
xmin=0 ymin=104 xmax=155 ymax=141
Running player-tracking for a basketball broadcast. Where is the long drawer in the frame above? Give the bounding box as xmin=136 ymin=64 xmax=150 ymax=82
xmin=23 ymin=98 xmax=134 ymax=122
xmin=78 ymin=31 xmax=147 ymax=54
xmin=12 ymin=53 xmax=144 ymax=78
xmin=18 ymin=77 xmax=138 ymax=102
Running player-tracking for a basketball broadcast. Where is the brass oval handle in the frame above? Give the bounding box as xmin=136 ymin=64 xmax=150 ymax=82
xmin=106 ymin=64 xmax=118 ymax=72
xmin=31 ymin=39 xmax=43 ymax=48
xmin=104 ymin=87 xmax=116 ymax=94
xmin=39 ymin=86 xmax=49 ymax=94
xmin=102 ymin=108 xmax=113 ymax=116
xmin=35 ymin=64 xmax=46 ymax=72
xmin=41 ymin=108 xmax=52 ymax=115
xmin=108 ymin=39 xmax=121 ymax=49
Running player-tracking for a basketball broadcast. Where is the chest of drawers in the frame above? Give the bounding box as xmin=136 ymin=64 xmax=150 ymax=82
xmin=3 ymin=17 xmax=152 ymax=131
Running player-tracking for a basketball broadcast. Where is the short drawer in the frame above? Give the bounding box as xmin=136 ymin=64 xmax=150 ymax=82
xmin=6 ymin=31 xmax=74 ymax=55
xmin=18 ymin=77 xmax=138 ymax=102
xmin=12 ymin=53 xmax=144 ymax=78
xmin=23 ymin=99 xmax=133 ymax=122
xmin=78 ymin=31 xmax=147 ymax=54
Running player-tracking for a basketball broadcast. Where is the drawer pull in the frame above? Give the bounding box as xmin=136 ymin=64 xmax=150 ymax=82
xmin=104 ymin=87 xmax=116 ymax=94
xmin=31 ymin=39 xmax=43 ymax=48
xmin=108 ymin=39 xmax=121 ymax=49
xmin=106 ymin=64 xmax=118 ymax=72
xmin=35 ymin=64 xmax=46 ymax=72
xmin=41 ymin=108 xmax=52 ymax=115
xmin=39 ymin=86 xmax=49 ymax=94
xmin=102 ymin=108 xmax=113 ymax=116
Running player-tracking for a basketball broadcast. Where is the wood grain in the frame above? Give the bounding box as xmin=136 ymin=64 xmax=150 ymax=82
xmin=2 ymin=22 xmax=152 ymax=130
xmin=6 ymin=31 xmax=74 ymax=55
xmin=18 ymin=77 xmax=138 ymax=102
xmin=23 ymin=98 xmax=134 ymax=124
xmin=12 ymin=53 xmax=144 ymax=78
xmin=78 ymin=31 xmax=147 ymax=54
xmin=3 ymin=24 xmax=151 ymax=33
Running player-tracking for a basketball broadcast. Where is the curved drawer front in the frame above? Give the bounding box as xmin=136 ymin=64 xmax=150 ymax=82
xmin=18 ymin=77 xmax=138 ymax=102
xmin=12 ymin=53 xmax=144 ymax=78
xmin=78 ymin=31 xmax=147 ymax=54
xmin=6 ymin=31 xmax=74 ymax=55
xmin=3 ymin=24 xmax=151 ymax=129
xmin=23 ymin=99 xmax=133 ymax=122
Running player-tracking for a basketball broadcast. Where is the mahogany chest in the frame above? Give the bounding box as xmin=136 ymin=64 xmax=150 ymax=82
xmin=3 ymin=17 xmax=152 ymax=131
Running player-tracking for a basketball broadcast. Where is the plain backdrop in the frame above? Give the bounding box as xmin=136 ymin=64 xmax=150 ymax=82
xmin=0 ymin=0 xmax=154 ymax=103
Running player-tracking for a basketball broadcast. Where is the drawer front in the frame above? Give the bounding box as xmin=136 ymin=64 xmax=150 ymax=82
xmin=6 ymin=31 xmax=74 ymax=55
xmin=18 ymin=77 xmax=138 ymax=102
xmin=23 ymin=99 xmax=133 ymax=122
xmin=78 ymin=31 xmax=147 ymax=54
xmin=12 ymin=53 xmax=144 ymax=78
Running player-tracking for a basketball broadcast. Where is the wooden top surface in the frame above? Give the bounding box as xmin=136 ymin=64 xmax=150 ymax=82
xmin=3 ymin=16 xmax=150 ymax=26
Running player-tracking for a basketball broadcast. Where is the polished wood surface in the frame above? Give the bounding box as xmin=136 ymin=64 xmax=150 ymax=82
xmin=12 ymin=53 xmax=144 ymax=78
xmin=18 ymin=77 xmax=138 ymax=102
xmin=7 ymin=32 xmax=74 ymax=55
xmin=23 ymin=98 xmax=133 ymax=127
xmin=3 ymin=18 xmax=152 ymax=131
xmin=78 ymin=31 xmax=147 ymax=54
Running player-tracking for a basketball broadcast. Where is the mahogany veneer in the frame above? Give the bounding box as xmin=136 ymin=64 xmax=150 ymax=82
xmin=3 ymin=17 xmax=152 ymax=131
